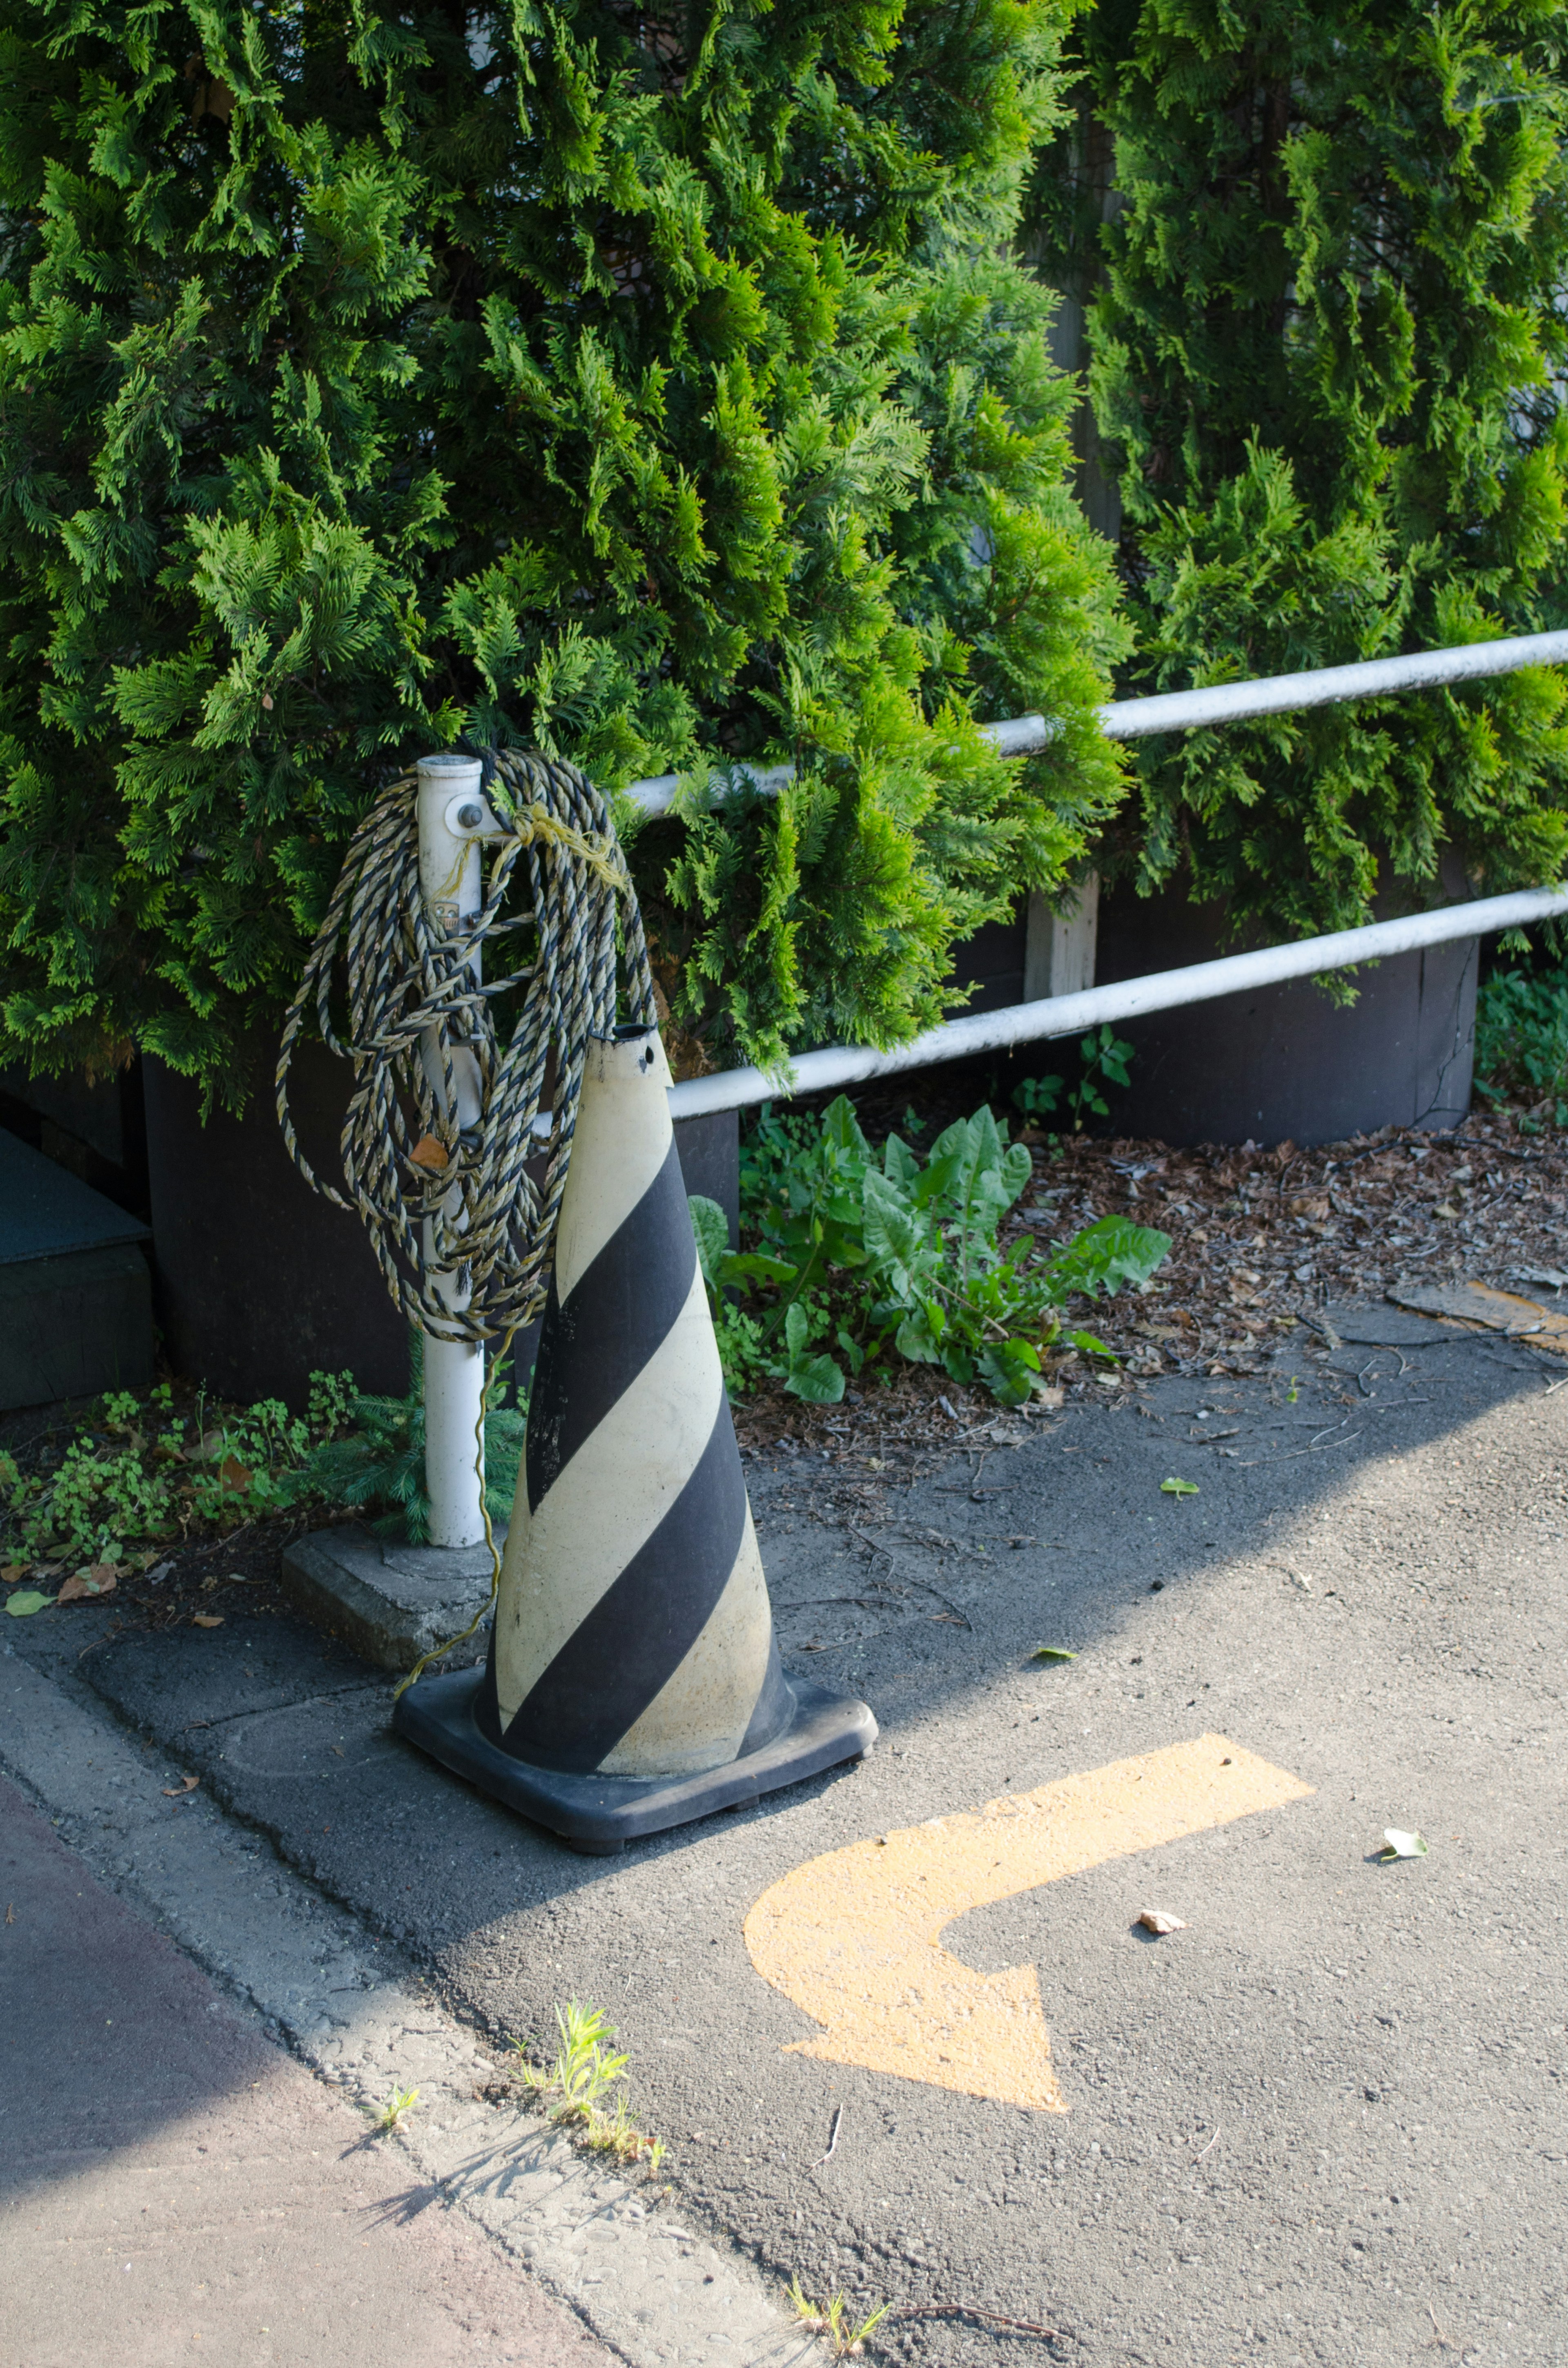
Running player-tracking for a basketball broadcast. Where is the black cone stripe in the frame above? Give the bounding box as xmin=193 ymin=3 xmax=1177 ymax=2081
xmin=525 ymin=1135 xmax=695 ymax=1511
xmin=502 ymin=1380 xmax=747 ymax=1773
xmin=739 ymin=1630 xmax=794 ymax=1757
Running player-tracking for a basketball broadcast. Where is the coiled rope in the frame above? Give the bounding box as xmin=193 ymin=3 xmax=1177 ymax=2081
xmin=276 ymin=748 xmax=655 ymax=1342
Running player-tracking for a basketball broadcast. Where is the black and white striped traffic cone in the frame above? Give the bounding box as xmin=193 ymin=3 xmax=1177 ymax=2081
xmin=393 ymin=1024 xmax=876 ymax=1848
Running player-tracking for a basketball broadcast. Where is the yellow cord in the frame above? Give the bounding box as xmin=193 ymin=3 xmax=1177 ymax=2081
xmin=515 ymin=803 xmax=631 ymax=895
xmin=391 ymin=1320 xmax=520 ymax=1701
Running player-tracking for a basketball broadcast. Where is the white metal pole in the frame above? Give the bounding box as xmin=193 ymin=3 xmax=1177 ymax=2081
xmin=666 ymin=881 xmax=1568 ymax=1121
xmin=416 ymin=754 xmax=490 ymax=1550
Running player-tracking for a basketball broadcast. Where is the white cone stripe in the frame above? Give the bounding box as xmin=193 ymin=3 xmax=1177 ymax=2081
xmin=597 ymin=1507 xmax=773 ymax=1778
xmin=493 ymin=1257 xmax=720 ymax=1726
xmin=555 ymin=1032 xmax=675 ymax=1302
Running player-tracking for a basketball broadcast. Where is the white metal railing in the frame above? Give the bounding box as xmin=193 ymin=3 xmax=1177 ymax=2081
xmin=630 ymin=629 xmax=1568 ymax=815
xmin=653 ymin=629 xmax=1568 ymax=1120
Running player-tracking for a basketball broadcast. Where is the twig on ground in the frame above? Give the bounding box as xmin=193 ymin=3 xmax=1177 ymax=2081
xmin=894 ymin=2301 xmax=1060 ymax=2340
xmin=1237 ymin=1431 xmax=1361 ymax=1469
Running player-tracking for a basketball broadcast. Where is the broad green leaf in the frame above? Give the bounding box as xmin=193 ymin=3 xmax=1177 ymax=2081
xmin=998 ymin=1141 xmax=1032 ymax=1205
xmin=882 ymin=1133 xmax=921 ymax=1192
xmin=782 ymin=1300 xmax=845 ymax=1402
xmin=783 ymin=1353 xmax=845 ymax=1403
xmin=978 ymin=1338 xmax=1041 ymax=1403
xmin=1040 ymin=1215 xmax=1172 ymax=1303
xmin=1160 ymin=1476 xmax=1199 ymax=1496
xmin=894 ymin=1309 xmax=942 ymax=1364
xmin=688 ymin=1195 xmax=730 ymax=1289
xmin=724 ymin=1251 xmax=799 ymax=1286
xmin=5 ymin=1589 xmax=53 ymax=1615
xmin=1029 ymin=1645 xmax=1076 ymax=1662
xmin=821 ymin=1095 xmax=871 ymax=1164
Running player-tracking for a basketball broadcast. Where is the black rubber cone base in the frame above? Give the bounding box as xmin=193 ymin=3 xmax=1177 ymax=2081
xmin=392 ymin=1666 xmax=878 ymax=1851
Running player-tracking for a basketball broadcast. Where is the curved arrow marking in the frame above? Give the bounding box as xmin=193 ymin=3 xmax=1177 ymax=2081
xmin=744 ymin=1734 xmax=1312 ymax=2112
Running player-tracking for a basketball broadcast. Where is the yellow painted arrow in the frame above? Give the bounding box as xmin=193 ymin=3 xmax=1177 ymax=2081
xmin=744 ymin=1734 xmax=1312 ymax=2113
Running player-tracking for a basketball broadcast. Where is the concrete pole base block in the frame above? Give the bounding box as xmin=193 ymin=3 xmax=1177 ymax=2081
xmin=392 ymin=1664 xmax=877 ymax=1851
xmin=280 ymin=1523 xmax=503 ymax=1673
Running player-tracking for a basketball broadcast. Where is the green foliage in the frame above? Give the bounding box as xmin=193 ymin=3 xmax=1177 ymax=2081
xmin=376 ymin=2087 xmax=420 ymax=2134
xmin=512 ymin=2000 xmax=664 ymax=2168
xmin=693 ymin=1092 xmax=1169 ymax=1406
xmin=0 ymin=1373 xmax=340 ymax=1565
xmin=0 ymin=1349 xmax=521 ymax=1564
xmin=1475 ymin=961 xmax=1568 ymax=1120
xmin=0 ymin=0 xmax=1127 ymax=1102
xmin=1013 ymin=1022 xmax=1133 ymax=1130
xmin=1033 ymin=2 xmax=1568 ymax=948
xmin=289 ymin=1332 xmax=525 ymax=1543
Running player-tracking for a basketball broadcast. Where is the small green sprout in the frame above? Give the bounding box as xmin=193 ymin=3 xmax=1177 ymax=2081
xmin=787 ymin=2280 xmax=891 ymax=2358
xmin=511 ymin=2000 xmax=665 ymax=2167
xmin=1029 ymin=1645 xmax=1077 ymax=1663
xmin=377 ymin=2085 xmax=419 ymax=2132
xmin=1160 ymin=1476 xmax=1199 ymax=1497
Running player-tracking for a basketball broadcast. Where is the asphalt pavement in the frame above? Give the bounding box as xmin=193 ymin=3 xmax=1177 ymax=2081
xmin=3 ymin=1303 xmax=1565 ymax=2366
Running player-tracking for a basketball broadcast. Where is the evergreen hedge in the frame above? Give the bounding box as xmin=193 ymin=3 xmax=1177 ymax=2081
xmin=0 ymin=0 xmax=1125 ymax=1098
xmin=1033 ymin=0 xmax=1568 ymax=948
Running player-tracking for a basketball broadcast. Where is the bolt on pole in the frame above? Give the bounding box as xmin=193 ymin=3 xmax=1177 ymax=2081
xmin=415 ymin=754 xmax=490 ymax=1550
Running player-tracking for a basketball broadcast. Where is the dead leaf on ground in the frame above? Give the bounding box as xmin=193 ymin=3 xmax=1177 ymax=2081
xmin=218 ymin=1455 xmax=252 ymax=1493
xmin=1138 ymin=1909 xmax=1188 ymax=1935
xmin=192 ymin=1613 xmax=224 ymax=1628
xmin=162 ymin=1775 xmax=200 ymax=1798
xmin=1 ymin=1562 xmax=25 ymax=1584
xmin=1380 ymin=1827 xmax=1428 ymax=1861
xmin=56 ymin=1563 xmax=118 ymax=1603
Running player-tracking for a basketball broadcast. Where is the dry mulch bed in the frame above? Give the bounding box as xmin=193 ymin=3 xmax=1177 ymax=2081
xmin=730 ymin=1102 xmax=1568 ymax=1474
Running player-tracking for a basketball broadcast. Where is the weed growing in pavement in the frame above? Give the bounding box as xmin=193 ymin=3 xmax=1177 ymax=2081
xmin=690 ymin=1093 xmax=1168 ymax=1407
xmin=511 ymin=2000 xmax=664 ymax=2167
xmin=376 ymin=2085 xmax=419 ymax=2132
xmin=786 ymin=2278 xmax=891 ymax=2358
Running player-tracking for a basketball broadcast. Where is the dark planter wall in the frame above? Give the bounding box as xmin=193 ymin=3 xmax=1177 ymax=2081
xmin=145 ymin=1042 xmax=742 ymax=1411
xmin=946 ymin=904 xmax=1029 ymax=1015
xmin=144 ymin=1040 xmax=412 ymax=1410
xmin=1092 ymin=881 xmax=1478 ymax=1147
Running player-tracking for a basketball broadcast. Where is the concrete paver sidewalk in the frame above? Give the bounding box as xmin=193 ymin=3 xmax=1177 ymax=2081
xmin=0 ymin=1777 xmax=611 ymax=2368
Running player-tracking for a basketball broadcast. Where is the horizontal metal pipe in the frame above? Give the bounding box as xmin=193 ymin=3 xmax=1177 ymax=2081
xmin=667 ymin=883 xmax=1568 ymax=1120
xmin=627 ymin=631 xmax=1568 ymax=812
xmin=1099 ymin=629 xmax=1568 ymax=741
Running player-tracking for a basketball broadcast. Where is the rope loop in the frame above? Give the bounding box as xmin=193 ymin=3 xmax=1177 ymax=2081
xmin=276 ymin=748 xmax=656 ymax=1344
